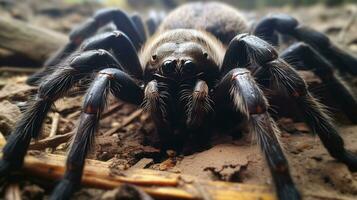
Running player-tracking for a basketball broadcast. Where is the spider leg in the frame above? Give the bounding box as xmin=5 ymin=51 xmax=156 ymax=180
xmin=253 ymin=14 xmax=357 ymax=75
xmin=57 ymin=8 xmax=143 ymax=63
xmin=224 ymin=34 xmax=357 ymax=171
xmin=93 ymin=8 xmax=145 ymax=48
xmin=50 ymin=68 xmax=143 ymax=200
xmin=29 ymin=30 xmax=143 ymax=86
xmin=214 ymin=68 xmax=300 ymax=200
xmin=281 ymin=42 xmax=357 ymax=123
xmin=27 ymin=8 xmax=144 ymax=85
xmin=80 ymin=31 xmax=143 ymax=79
xmin=0 ymin=49 xmax=126 ymax=177
xmin=221 ymin=33 xmax=278 ymax=75
xmin=265 ymin=59 xmax=357 ymax=171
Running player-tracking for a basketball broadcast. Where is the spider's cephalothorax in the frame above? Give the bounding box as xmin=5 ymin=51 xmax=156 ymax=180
xmin=1 ymin=2 xmax=357 ymax=200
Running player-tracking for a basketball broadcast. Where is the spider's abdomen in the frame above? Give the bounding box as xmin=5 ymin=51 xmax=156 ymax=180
xmin=158 ymin=2 xmax=248 ymax=45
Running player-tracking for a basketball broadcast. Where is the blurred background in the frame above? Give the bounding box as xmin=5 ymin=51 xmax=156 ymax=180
xmin=1 ymin=0 xmax=356 ymax=67
xmin=108 ymin=0 xmax=357 ymax=9
xmin=0 ymin=1 xmax=356 ymax=199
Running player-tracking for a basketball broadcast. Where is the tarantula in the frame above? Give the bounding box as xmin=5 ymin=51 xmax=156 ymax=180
xmin=1 ymin=2 xmax=357 ymax=200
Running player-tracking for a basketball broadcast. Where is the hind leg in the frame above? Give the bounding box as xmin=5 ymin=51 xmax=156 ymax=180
xmin=280 ymin=42 xmax=357 ymax=123
xmin=253 ymin=14 xmax=357 ymax=75
xmin=28 ymin=8 xmax=144 ymax=85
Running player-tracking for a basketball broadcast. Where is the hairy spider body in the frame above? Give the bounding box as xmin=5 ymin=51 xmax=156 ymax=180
xmin=1 ymin=2 xmax=357 ymax=200
xmin=158 ymin=1 xmax=249 ymax=44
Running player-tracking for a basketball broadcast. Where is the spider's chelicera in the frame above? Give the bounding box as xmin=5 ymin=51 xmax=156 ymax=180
xmin=1 ymin=2 xmax=357 ymax=200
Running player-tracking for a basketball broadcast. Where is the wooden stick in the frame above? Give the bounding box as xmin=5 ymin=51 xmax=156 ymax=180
xmin=29 ymin=131 xmax=73 ymax=150
xmin=21 ymin=152 xmax=275 ymax=200
xmin=67 ymin=110 xmax=81 ymax=120
xmin=0 ymin=133 xmax=341 ymax=200
xmin=47 ymin=112 xmax=60 ymax=152
xmin=1 ymin=134 xmax=275 ymax=200
xmin=0 ymin=17 xmax=67 ymax=63
xmin=49 ymin=113 xmax=60 ymax=138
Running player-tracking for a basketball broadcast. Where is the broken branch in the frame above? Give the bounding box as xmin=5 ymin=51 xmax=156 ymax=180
xmin=0 ymin=17 xmax=67 ymax=63
xmin=29 ymin=131 xmax=73 ymax=150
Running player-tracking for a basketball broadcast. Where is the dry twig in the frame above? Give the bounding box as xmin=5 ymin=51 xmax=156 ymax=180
xmin=46 ymin=112 xmax=61 ymax=152
xmin=29 ymin=131 xmax=73 ymax=150
xmin=49 ymin=113 xmax=60 ymax=138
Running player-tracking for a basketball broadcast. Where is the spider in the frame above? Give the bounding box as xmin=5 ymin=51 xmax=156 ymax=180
xmin=1 ymin=2 xmax=357 ymax=200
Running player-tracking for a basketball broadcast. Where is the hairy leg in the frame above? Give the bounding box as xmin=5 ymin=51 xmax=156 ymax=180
xmin=281 ymin=42 xmax=357 ymax=123
xmin=80 ymin=31 xmax=143 ymax=79
xmin=28 ymin=8 xmax=144 ymax=85
xmin=214 ymin=68 xmax=300 ymax=200
xmin=51 ymin=68 xmax=143 ymax=200
xmin=253 ymin=14 xmax=357 ymax=75
xmin=223 ymin=34 xmax=357 ymax=171
xmin=265 ymin=59 xmax=357 ymax=170
xmin=0 ymin=49 xmax=126 ymax=177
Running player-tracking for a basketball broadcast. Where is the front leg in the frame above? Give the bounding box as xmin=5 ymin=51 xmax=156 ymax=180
xmin=51 ymin=68 xmax=143 ymax=200
xmin=0 ymin=49 xmax=121 ymax=178
xmin=214 ymin=68 xmax=300 ymax=200
xmin=80 ymin=31 xmax=143 ymax=79
xmin=253 ymin=14 xmax=357 ymax=75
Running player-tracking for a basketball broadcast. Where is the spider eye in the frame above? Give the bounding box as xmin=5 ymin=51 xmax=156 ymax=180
xmin=203 ymin=52 xmax=209 ymax=59
xmin=162 ymin=60 xmax=176 ymax=74
xmin=151 ymin=54 xmax=157 ymax=62
xmin=182 ymin=60 xmax=195 ymax=74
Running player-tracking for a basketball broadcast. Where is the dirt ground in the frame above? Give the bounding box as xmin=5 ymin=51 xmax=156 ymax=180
xmin=0 ymin=1 xmax=356 ymax=200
